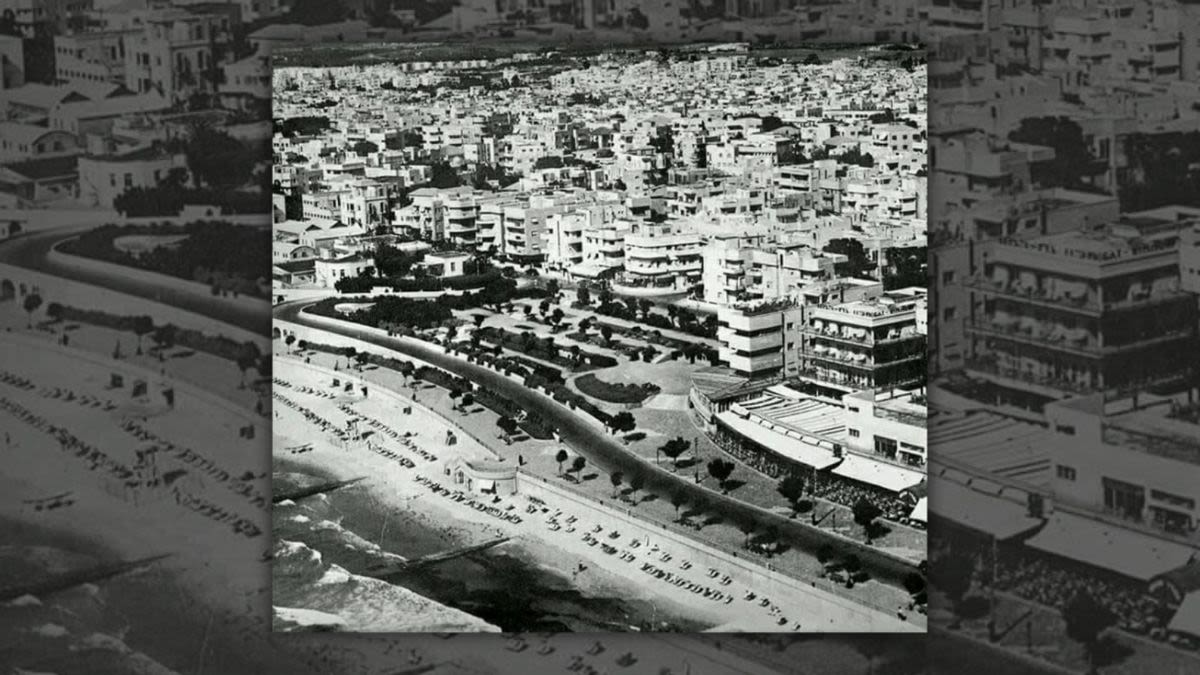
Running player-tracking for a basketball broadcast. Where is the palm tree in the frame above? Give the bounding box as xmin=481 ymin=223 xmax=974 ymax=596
xmin=555 ymin=448 xmax=568 ymax=475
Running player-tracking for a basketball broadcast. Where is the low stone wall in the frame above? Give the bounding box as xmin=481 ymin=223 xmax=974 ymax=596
xmin=1 ymin=261 xmax=267 ymax=349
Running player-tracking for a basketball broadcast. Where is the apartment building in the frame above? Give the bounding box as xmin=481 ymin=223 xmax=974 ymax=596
xmin=803 ymin=290 xmax=928 ymax=394
xmin=615 ymin=225 xmax=702 ymax=295
xmin=963 ymin=215 xmax=1198 ymax=411
xmin=122 ymin=9 xmax=227 ymax=103
xmin=717 ymin=298 xmax=804 ymax=382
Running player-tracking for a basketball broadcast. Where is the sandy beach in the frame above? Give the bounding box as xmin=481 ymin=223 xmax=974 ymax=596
xmin=272 ymin=353 xmax=918 ymax=633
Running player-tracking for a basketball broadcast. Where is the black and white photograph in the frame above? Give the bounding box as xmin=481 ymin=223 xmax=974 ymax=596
xmin=924 ymin=5 xmax=1200 ymax=675
xmin=270 ymin=40 xmax=929 ymax=634
xmin=1 ymin=0 xmax=1198 ymax=672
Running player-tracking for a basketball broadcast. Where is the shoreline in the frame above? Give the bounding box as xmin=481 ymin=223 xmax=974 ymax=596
xmin=272 ymin=356 xmax=918 ymax=633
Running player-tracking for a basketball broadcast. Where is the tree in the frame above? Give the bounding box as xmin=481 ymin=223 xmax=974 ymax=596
xmin=852 ymin=498 xmax=884 ymax=543
xmin=550 ymin=307 xmax=564 ymax=326
xmin=817 ymin=544 xmax=835 ymax=566
xmin=660 ymin=436 xmax=690 ymax=470
xmin=498 ymin=416 xmax=518 ymax=440
xmin=706 ymin=458 xmax=735 ymax=493
xmin=600 ymin=324 xmax=614 ymax=345
xmin=739 ymin=521 xmax=756 ymax=548
xmin=130 ymin=315 xmax=154 ymax=355
xmin=803 ymin=52 xmax=821 ymax=66
xmin=185 ymin=124 xmax=254 ymax=189
xmin=45 ymin=302 xmax=63 ymax=321
xmin=609 ymin=471 xmax=624 ymax=498
xmin=352 ymin=140 xmax=378 ymax=156
xmin=576 ymin=286 xmax=591 ymax=306
xmin=628 ymin=473 xmax=646 ymax=504
xmin=555 ymin=448 xmax=569 ymax=474
xmin=236 ymin=354 xmax=255 ymax=388
xmin=1008 ymin=116 xmax=1102 ymax=190
xmin=570 ymin=455 xmax=587 ymax=477
xmin=461 ymin=392 xmax=474 ymax=410
xmin=153 ymin=323 xmax=177 ymax=350
xmin=22 ymin=293 xmax=42 ymax=328
xmin=777 ymin=474 xmax=806 ymax=516
xmin=284 ymin=334 xmax=296 ymax=351
xmin=610 ymin=411 xmax=636 ymax=434
xmin=823 ymin=238 xmax=875 ymax=278
xmin=903 ymin=572 xmax=926 ymax=596
xmin=1063 ymin=591 xmax=1118 ymax=675
xmin=671 ymin=490 xmax=687 ymax=520
xmin=883 ymin=245 xmax=927 ymax=290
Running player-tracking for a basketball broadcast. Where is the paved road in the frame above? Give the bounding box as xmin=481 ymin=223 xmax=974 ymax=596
xmin=276 ymin=301 xmax=923 ymax=597
xmin=0 ymin=230 xmax=267 ymax=335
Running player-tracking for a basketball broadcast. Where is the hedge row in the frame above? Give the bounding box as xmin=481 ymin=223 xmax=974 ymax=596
xmin=55 ymin=304 xmax=261 ymax=365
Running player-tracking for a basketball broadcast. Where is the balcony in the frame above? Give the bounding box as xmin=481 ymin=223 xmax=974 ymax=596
xmin=722 ymin=331 xmax=782 ymax=353
xmin=965 ymin=276 xmax=1101 ymax=316
xmin=726 ymin=352 xmax=784 ymax=375
xmin=805 ymin=329 xmax=872 ymax=347
xmin=965 ymin=319 xmax=1100 ymax=358
xmin=806 ymin=352 xmax=874 ymax=370
xmin=963 ymin=356 xmax=1095 ymax=395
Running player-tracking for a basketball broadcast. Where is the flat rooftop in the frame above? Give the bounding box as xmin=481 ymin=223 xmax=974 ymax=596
xmin=1103 ymin=398 xmax=1200 ymax=467
xmin=928 ymin=411 xmax=1052 ymax=488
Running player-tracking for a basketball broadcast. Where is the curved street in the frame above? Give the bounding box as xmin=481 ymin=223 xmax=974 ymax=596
xmin=275 ymin=300 xmax=922 ymax=592
xmin=0 ymin=229 xmax=267 ymax=334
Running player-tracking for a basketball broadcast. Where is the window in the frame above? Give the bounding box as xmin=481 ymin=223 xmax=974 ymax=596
xmin=874 ymin=436 xmax=897 ymax=460
xmin=848 ymin=428 xmax=860 ymax=438
xmin=1102 ymin=477 xmax=1145 ymax=521
xmin=943 ymin=307 xmax=956 ymax=320
xmin=124 ymin=173 xmax=133 ymax=188
xmin=941 ymin=270 xmax=955 ymax=284
xmin=1057 ymin=425 xmax=1075 ymax=436
xmin=1056 ymin=464 xmax=1076 ymax=481
xmin=1150 ymin=489 xmax=1195 ymax=510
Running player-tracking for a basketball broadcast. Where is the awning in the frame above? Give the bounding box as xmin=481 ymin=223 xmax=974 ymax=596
xmin=716 ymin=411 xmax=839 ymax=470
xmin=1026 ymin=511 xmax=1200 ymax=581
xmin=831 ymin=453 xmax=925 ymax=493
xmin=1168 ymin=591 xmax=1200 ymax=637
xmin=929 ymin=477 xmax=1044 ymax=540
xmin=476 ymin=479 xmax=495 ymax=491
xmin=909 ymin=496 xmax=927 ymax=523
xmin=568 ymin=262 xmax=610 ymax=279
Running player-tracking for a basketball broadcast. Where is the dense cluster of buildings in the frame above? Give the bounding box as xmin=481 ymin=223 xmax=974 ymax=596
xmin=0 ymin=0 xmax=270 ymax=209
xmin=912 ymin=0 xmax=1200 ymax=650
xmin=271 ymin=45 xmax=931 ymax=529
